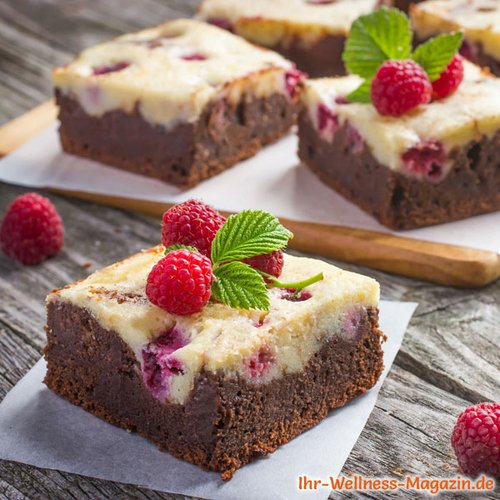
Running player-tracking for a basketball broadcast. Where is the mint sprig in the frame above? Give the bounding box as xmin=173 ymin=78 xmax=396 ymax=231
xmin=343 ymin=7 xmax=463 ymax=104
xmin=211 ymin=261 xmax=270 ymax=311
xmin=204 ymin=209 xmax=323 ymax=312
xmin=211 ymin=210 xmax=292 ymax=264
xmin=343 ymin=8 xmax=412 ymax=79
xmin=412 ymin=32 xmax=463 ymax=81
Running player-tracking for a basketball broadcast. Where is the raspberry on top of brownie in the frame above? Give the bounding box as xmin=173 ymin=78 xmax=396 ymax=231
xmin=47 ymin=245 xmax=379 ymax=405
xmin=302 ymin=60 xmax=500 ymax=182
xmin=52 ymin=18 xmax=294 ymax=128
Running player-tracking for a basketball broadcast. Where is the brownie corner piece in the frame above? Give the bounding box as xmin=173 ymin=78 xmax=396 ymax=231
xmin=197 ymin=0 xmax=385 ymax=77
xmin=53 ymin=19 xmax=302 ymax=187
xmin=298 ymin=63 xmax=500 ymax=229
xmin=411 ymin=0 xmax=500 ymax=77
xmin=44 ymin=246 xmax=384 ymax=479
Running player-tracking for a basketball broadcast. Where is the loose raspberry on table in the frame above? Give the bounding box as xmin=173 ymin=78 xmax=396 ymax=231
xmin=0 ymin=193 xmax=64 ymax=265
xmin=146 ymin=249 xmax=213 ymax=316
xmin=161 ymin=199 xmax=226 ymax=257
xmin=451 ymin=402 xmax=500 ymax=477
xmin=243 ymin=250 xmax=284 ymax=280
xmin=371 ymin=59 xmax=432 ymax=117
xmin=432 ymin=55 xmax=464 ymax=100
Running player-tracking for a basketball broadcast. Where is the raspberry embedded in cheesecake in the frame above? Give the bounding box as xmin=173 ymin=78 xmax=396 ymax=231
xmin=44 ymin=246 xmax=384 ymax=479
xmin=298 ymin=61 xmax=500 ymax=229
xmin=197 ymin=0 xmax=386 ymax=77
xmin=53 ymin=19 xmax=303 ymax=187
xmin=411 ymin=0 xmax=500 ymax=76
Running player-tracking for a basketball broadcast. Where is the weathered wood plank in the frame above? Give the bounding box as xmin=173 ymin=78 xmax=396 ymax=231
xmin=0 ymin=0 xmax=499 ymax=497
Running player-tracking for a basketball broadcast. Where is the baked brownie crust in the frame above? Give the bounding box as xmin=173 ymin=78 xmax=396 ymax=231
xmin=44 ymin=301 xmax=384 ymax=480
xmin=298 ymin=111 xmax=500 ymax=230
xmin=56 ymin=90 xmax=300 ymax=187
xmin=269 ymin=35 xmax=346 ymax=77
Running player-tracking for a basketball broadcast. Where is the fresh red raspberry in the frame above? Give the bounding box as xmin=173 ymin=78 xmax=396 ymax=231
xmin=161 ymin=200 xmax=226 ymax=257
xmin=432 ymin=55 xmax=464 ymax=100
xmin=371 ymin=59 xmax=432 ymax=117
xmin=451 ymin=402 xmax=500 ymax=477
xmin=243 ymin=250 xmax=284 ymax=280
xmin=146 ymin=249 xmax=213 ymax=316
xmin=0 ymin=193 xmax=64 ymax=265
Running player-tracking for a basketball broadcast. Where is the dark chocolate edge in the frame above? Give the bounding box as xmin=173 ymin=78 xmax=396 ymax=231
xmin=44 ymin=300 xmax=384 ymax=480
xmin=55 ymin=89 xmax=300 ymax=188
xmin=298 ymin=109 xmax=500 ymax=230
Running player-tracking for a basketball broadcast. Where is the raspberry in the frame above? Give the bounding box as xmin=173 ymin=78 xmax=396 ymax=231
xmin=92 ymin=61 xmax=129 ymax=75
xmin=243 ymin=250 xmax=284 ymax=280
xmin=146 ymin=249 xmax=213 ymax=315
xmin=181 ymin=53 xmax=207 ymax=61
xmin=451 ymin=402 xmax=500 ymax=477
xmin=432 ymin=55 xmax=464 ymax=99
xmin=141 ymin=327 xmax=186 ymax=400
xmin=285 ymin=69 xmax=306 ymax=99
xmin=371 ymin=59 xmax=432 ymax=117
xmin=402 ymin=140 xmax=445 ymax=181
xmin=0 ymin=193 xmax=64 ymax=265
xmin=247 ymin=346 xmax=275 ymax=379
xmin=161 ymin=200 xmax=226 ymax=257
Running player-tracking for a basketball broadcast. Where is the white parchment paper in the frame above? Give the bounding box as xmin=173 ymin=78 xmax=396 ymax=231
xmin=0 ymin=301 xmax=417 ymax=500
xmin=0 ymin=125 xmax=498 ymax=253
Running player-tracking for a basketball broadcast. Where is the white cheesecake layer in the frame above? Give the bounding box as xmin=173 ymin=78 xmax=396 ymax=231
xmin=53 ymin=19 xmax=293 ymax=128
xmin=197 ymin=0 xmax=381 ymax=46
xmin=303 ymin=62 xmax=500 ymax=176
xmin=48 ymin=246 xmax=380 ymax=405
xmin=411 ymin=0 xmax=500 ymax=61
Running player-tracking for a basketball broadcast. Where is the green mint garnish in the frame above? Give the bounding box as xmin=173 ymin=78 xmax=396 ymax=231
xmin=206 ymin=209 xmax=323 ymax=312
xmin=211 ymin=210 xmax=292 ymax=264
xmin=211 ymin=261 xmax=270 ymax=312
xmin=164 ymin=244 xmax=198 ymax=255
xmin=343 ymin=8 xmax=412 ymax=79
xmin=412 ymin=32 xmax=464 ymax=81
xmin=343 ymin=7 xmax=463 ymax=103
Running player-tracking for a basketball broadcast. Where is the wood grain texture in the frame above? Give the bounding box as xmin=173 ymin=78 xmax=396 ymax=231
xmin=0 ymin=1 xmax=499 ymax=499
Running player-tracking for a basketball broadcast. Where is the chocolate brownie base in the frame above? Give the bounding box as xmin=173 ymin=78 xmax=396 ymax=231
xmin=395 ymin=0 xmax=423 ymax=13
xmin=44 ymin=301 xmax=384 ymax=480
xmin=298 ymin=111 xmax=500 ymax=229
xmin=56 ymin=90 xmax=300 ymax=187
xmin=269 ymin=35 xmax=346 ymax=78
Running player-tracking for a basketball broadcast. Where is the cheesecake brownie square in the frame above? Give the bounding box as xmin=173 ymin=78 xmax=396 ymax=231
xmin=53 ymin=19 xmax=302 ymax=187
xmin=412 ymin=0 xmax=500 ymax=76
xmin=197 ymin=0 xmax=387 ymax=77
xmin=44 ymin=246 xmax=384 ymax=479
xmin=298 ymin=62 xmax=500 ymax=229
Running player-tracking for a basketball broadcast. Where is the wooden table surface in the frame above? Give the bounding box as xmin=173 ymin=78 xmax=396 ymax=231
xmin=0 ymin=1 xmax=498 ymax=498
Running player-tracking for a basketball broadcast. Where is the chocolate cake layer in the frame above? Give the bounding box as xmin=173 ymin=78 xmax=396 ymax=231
xmin=44 ymin=301 xmax=384 ymax=480
xmin=56 ymin=91 xmax=299 ymax=187
xmin=298 ymin=111 xmax=500 ymax=230
xmin=270 ymin=35 xmax=346 ymax=78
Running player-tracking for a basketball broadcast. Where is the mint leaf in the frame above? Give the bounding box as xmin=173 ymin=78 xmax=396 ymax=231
xmin=212 ymin=262 xmax=270 ymax=311
xmin=164 ymin=244 xmax=197 ymax=255
xmin=343 ymin=8 xmax=412 ymax=79
xmin=347 ymin=79 xmax=372 ymax=104
xmin=211 ymin=210 xmax=293 ymax=264
xmin=412 ymin=32 xmax=464 ymax=81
